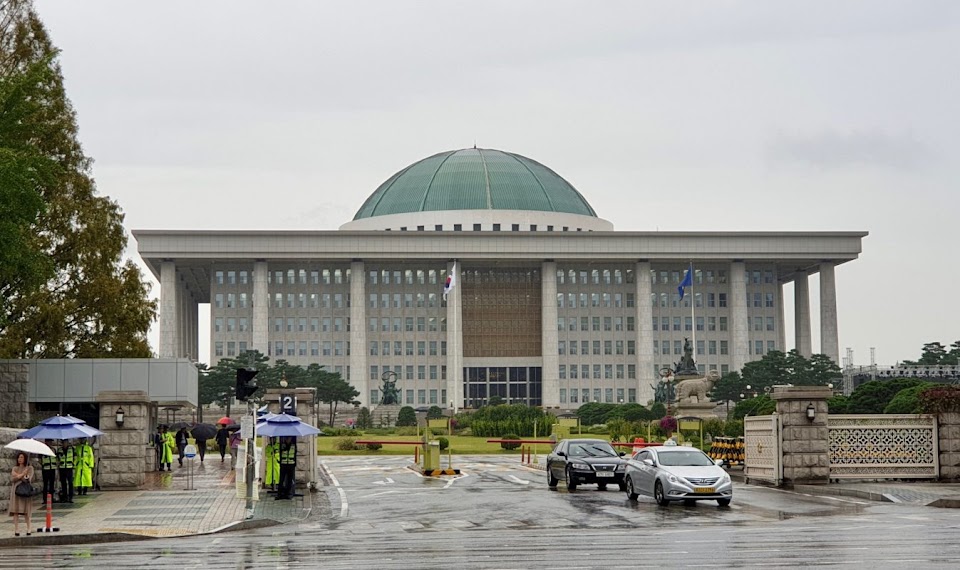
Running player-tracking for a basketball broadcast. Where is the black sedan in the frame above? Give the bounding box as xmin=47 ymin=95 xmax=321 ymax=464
xmin=546 ymin=439 xmax=627 ymax=491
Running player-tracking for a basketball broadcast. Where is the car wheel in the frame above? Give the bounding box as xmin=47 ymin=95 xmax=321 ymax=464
xmin=566 ymin=467 xmax=577 ymax=491
xmin=625 ymin=476 xmax=639 ymax=501
xmin=654 ymin=480 xmax=670 ymax=506
xmin=717 ymin=498 xmax=731 ymax=507
xmin=618 ymin=481 xmax=627 ymax=492
xmin=547 ymin=466 xmax=558 ymax=488
xmin=597 ymin=483 xmax=607 ymax=491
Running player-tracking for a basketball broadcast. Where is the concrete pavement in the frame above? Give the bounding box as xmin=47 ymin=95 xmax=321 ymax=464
xmin=1 ymin=452 xmax=319 ymax=547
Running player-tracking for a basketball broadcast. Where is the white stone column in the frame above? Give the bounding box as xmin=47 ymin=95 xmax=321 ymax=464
xmin=730 ymin=261 xmax=749 ymax=373
xmin=252 ymin=261 xmax=269 ymax=355
xmin=819 ymin=262 xmax=840 ymax=365
xmin=159 ymin=261 xmax=179 ymax=358
xmin=541 ymin=261 xmax=559 ymax=408
xmin=794 ymin=273 xmax=812 ymax=357
xmin=189 ymin=295 xmax=199 ymax=361
xmin=636 ymin=261 xmax=654 ymax=404
xmin=445 ymin=261 xmax=463 ymax=411
xmin=777 ymin=280 xmax=786 ymax=352
xmin=350 ymin=260 xmax=367 ymax=404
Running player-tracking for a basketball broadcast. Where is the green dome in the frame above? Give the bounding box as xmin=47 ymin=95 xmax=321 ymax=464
xmin=353 ymin=148 xmax=597 ymax=220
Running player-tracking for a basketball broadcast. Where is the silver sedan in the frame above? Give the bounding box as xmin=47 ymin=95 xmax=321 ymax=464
xmin=623 ymin=445 xmax=733 ymax=506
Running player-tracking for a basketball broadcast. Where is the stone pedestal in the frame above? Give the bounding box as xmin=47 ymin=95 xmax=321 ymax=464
xmin=675 ymin=401 xmax=721 ymax=420
xmin=262 ymin=387 xmax=319 ymax=489
xmin=96 ymin=390 xmax=151 ymax=490
xmin=772 ymin=386 xmax=831 ymax=486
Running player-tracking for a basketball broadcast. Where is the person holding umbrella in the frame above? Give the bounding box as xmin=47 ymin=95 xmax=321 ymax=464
xmin=40 ymin=440 xmax=58 ymax=502
xmin=73 ymin=438 xmax=95 ymax=496
xmin=57 ymin=440 xmax=75 ymax=503
xmin=264 ymin=437 xmax=279 ymax=492
xmin=276 ymin=436 xmax=297 ymax=500
xmin=175 ymin=427 xmax=189 ymax=467
xmin=215 ymin=423 xmax=229 ymax=463
xmin=190 ymin=423 xmax=217 ymax=464
xmin=8 ymin=452 xmax=35 ymax=536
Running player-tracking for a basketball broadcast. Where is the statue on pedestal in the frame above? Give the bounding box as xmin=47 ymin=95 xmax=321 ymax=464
xmin=674 ymin=337 xmax=698 ymax=377
xmin=380 ymin=372 xmax=400 ymax=405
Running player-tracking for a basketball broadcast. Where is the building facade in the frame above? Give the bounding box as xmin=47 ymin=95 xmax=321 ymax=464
xmin=135 ymin=148 xmax=866 ymax=410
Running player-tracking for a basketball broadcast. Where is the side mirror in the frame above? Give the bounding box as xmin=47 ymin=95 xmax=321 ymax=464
xmin=619 ymin=452 xmax=626 ymax=457
xmin=715 ymin=459 xmax=724 ymax=466
xmin=642 ymin=458 xmax=654 ymax=466
xmin=557 ymin=451 xmax=566 ymax=457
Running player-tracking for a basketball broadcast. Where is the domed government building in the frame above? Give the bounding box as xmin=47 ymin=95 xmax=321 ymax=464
xmin=135 ymin=148 xmax=866 ymax=409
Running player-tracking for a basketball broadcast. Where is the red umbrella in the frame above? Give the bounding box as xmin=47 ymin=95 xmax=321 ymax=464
xmin=217 ymin=417 xmax=233 ymax=425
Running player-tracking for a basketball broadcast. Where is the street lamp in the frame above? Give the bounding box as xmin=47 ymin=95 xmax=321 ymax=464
xmin=659 ymin=367 xmax=675 ymax=417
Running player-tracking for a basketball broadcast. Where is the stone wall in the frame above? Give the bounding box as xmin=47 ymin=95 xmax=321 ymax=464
xmin=938 ymin=412 xmax=960 ymax=480
xmin=96 ymin=391 xmax=151 ymax=489
xmin=772 ymin=386 xmax=831 ymax=485
xmin=0 ymin=362 xmax=30 ymax=428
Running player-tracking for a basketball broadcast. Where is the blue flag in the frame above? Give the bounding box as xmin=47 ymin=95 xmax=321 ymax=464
xmin=678 ymin=264 xmax=693 ymax=300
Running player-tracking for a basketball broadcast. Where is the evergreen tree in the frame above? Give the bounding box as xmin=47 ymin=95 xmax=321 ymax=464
xmin=0 ymin=1 xmax=156 ymax=357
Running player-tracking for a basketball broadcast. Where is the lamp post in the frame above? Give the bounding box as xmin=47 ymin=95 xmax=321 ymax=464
xmin=658 ymin=367 xmax=675 ymax=418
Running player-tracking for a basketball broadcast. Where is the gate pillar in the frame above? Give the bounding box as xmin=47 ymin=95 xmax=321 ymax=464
xmin=772 ymin=386 xmax=831 ymax=485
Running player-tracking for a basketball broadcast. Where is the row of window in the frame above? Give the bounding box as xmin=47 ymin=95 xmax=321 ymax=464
xmin=369 ymin=388 xmax=448 ymax=406
xmin=650 ymin=316 xmax=734 ymax=332
xmin=368 ymin=293 xmax=444 ymax=309
xmin=368 ymin=269 xmax=448 ymax=286
xmin=558 ymin=340 xmax=637 ymax=356
xmin=369 ymin=340 xmax=447 ymax=357
xmin=368 ymin=317 xmax=446 ymax=333
xmin=369 ymin=365 xmax=447 ymax=382
xmin=559 ymin=388 xmax=638 ymax=404
xmin=388 ymin=224 xmax=582 ymax=232
xmin=556 ymin=293 xmax=636 ymax=309
xmin=558 ymin=364 xmax=638 ymax=380
xmin=556 ymin=316 xmax=635 ymax=332
xmin=269 ymin=268 xmax=348 ymax=286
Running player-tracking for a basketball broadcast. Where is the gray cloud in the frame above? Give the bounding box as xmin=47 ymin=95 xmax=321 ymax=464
xmin=765 ymin=130 xmax=933 ymax=170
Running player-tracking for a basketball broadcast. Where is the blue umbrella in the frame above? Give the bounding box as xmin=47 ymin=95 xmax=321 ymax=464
xmin=19 ymin=423 xmax=103 ymax=440
xmin=256 ymin=413 xmax=321 ymax=437
xmin=38 ymin=415 xmax=86 ymax=426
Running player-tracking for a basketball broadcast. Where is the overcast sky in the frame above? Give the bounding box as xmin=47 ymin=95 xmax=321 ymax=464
xmin=34 ymin=1 xmax=959 ymax=366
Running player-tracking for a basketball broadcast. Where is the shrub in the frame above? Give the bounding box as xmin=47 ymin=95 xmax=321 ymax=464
xmin=395 ymin=426 xmax=419 ymax=436
xmin=659 ymin=416 xmax=677 ymax=433
xmin=500 ymin=433 xmax=521 ymax=450
xmin=437 ymin=436 xmax=449 ymax=450
xmin=650 ymin=402 xmax=667 ymax=419
xmin=467 ymin=404 xmax=556 ymax=437
xmin=607 ymin=418 xmax=629 ymax=441
xmin=884 ymin=383 xmax=936 ymax=414
xmin=396 ymin=406 xmax=417 ymax=427
xmin=364 ymin=442 xmax=382 ymax=451
xmin=722 ymin=420 xmax=744 ymax=437
xmin=919 ymin=385 xmax=960 ymax=415
xmin=827 ymin=395 xmax=850 ymax=414
xmin=427 ymin=405 xmax=445 ymax=419
xmin=356 ymin=407 xmax=373 ymax=429
xmin=848 ymin=378 xmax=929 ymax=414
xmin=334 ymin=437 xmax=358 ymax=451
xmin=587 ymin=424 xmax=608 ymax=435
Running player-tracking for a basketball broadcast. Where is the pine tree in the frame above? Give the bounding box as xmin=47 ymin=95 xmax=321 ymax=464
xmin=0 ymin=0 xmax=156 ymax=357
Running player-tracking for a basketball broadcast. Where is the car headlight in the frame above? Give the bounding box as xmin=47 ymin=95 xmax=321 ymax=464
xmin=615 ymin=464 xmax=626 ymax=471
xmin=719 ymin=473 xmax=731 ymax=484
xmin=570 ymin=462 xmax=590 ymax=470
xmin=668 ymin=474 xmax=679 ymax=483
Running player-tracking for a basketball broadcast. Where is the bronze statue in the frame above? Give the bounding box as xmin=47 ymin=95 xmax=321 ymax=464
xmin=674 ymin=337 xmax=698 ymax=376
xmin=380 ymin=372 xmax=401 ymax=405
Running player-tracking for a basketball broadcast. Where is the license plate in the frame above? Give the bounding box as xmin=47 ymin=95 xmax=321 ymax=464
xmin=694 ymin=487 xmax=715 ymax=493
xmin=596 ymin=472 xmax=614 ymax=478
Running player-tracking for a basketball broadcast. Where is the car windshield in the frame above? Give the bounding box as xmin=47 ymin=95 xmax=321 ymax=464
xmin=656 ymin=450 xmax=714 ymax=467
xmin=568 ymin=442 xmax=617 ymax=457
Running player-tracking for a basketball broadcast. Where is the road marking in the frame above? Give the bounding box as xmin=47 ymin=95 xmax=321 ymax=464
xmin=372 ymin=477 xmax=395 ymax=485
xmin=321 ymin=463 xmax=348 ymax=518
xmin=508 ymin=475 xmax=530 ymax=485
xmin=357 ymin=490 xmax=400 ymax=500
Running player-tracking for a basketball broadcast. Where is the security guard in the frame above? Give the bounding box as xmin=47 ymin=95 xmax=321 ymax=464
xmin=74 ymin=438 xmax=95 ymax=495
xmin=57 ymin=440 xmax=75 ymax=503
xmin=276 ymin=437 xmax=297 ymax=500
xmin=40 ymin=439 xmax=58 ymax=501
xmin=264 ymin=437 xmax=280 ymax=492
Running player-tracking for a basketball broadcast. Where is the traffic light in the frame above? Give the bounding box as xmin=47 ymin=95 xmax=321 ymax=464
xmin=235 ymin=368 xmax=259 ymax=401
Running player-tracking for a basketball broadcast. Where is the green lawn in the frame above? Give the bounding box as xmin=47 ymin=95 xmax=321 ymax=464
xmin=316 ymin=433 xmax=611 ymax=456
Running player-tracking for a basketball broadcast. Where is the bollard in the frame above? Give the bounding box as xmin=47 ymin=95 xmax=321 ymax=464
xmin=38 ymin=493 xmax=59 ymax=533
xmin=415 ymin=446 xmax=419 ymax=464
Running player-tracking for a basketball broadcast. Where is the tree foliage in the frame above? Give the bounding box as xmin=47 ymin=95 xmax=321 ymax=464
xmin=884 ymin=383 xmax=936 ymax=414
xmin=0 ymin=1 xmax=156 ymax=357
xmin=918 ymin=385 xmax=960 ymax=415
xmin=739 ymin=350 xmax=841 ymax=393
xmin=426 ymin=405 xmax=444 ymax=420
xmin=355 ymin=407 xmax=372 ymax=430
xmin=396 ymin=406 xmax=417 ymax=427
xmin=467 ymin=404 xmax=556 ymax=438
xmin=847 ymin=378 xmax=928 ymax=414
xmin=903 ymin=341 xmax=960 ymax=366
xmin=731 ymin=395 xmax=775 ymax=420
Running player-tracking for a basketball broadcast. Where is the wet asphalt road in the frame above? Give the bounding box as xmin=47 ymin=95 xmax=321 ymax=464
xmin=4 ymin=455 xmax=960 ymax=568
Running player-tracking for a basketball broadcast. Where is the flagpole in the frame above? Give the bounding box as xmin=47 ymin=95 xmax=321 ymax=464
xmin=690 ymin=262 xmax=696 ymax=373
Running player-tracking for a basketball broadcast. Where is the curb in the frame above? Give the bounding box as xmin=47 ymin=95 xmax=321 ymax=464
xmin=0 ymin=517 xmax=283 ymax=549
xmin=791 ymin=484 xmax=895 ymax=503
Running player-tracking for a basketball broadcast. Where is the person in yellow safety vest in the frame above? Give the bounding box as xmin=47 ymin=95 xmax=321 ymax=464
xmin=160 ymin=425 xmax=175 ymax=471
xmin=40 ymin=440 xmax=58 ymax=501
xmin=57 ymin=440 xmax=75 ymax=503
xmin=276 ymin=436 xmax=297 ymax=500
xmin=73 ymin=438 xmax=95 ymax=496
xmin=264 ymin=437 xmax=280 ymax=491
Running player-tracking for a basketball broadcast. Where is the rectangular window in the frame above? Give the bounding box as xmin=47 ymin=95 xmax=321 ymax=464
xmin=719 ymin=317 xmax=728 ymax=331
xmin=709 ymin=340 xmax=717 ymax=355
xmin=718 ymin=293 xmax=727 ymax=308
xmin=720 ymin=341 xmax=729 ymax=355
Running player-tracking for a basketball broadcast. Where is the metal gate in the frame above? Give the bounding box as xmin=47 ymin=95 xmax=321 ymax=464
xmin=828 ymin=415 xmax=939 ymax=479
xmin=744 ymin=415 xmax=782 ymax=485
